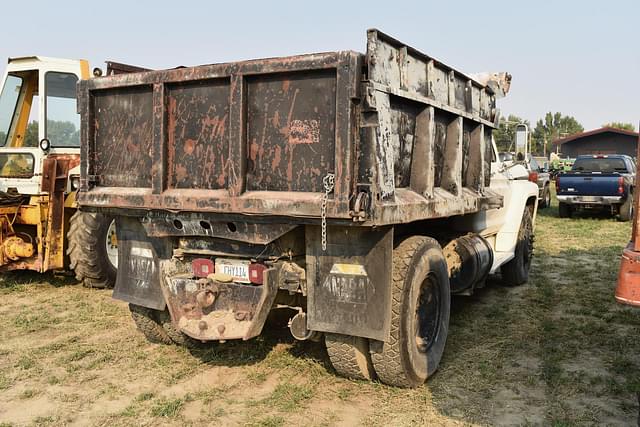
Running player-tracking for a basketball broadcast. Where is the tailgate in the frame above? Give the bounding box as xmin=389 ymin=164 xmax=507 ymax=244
xmin=558 ymin=173 xmax=621 ymax=196
xmin=77 ymin=52 xmax=361 ymax=219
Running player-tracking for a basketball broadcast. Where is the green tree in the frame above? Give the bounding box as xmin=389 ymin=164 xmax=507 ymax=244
xmin=46 ymin=120 xmax=79 ymax=146
xmin=532 ymin=112 xmax=584 ymax=156
xmin=24 ymin=121 xmax=39 ymax=147
xmin=22 ymin=120 xmax=79 ymax=147
xmin=602 ymin=122 xmax=636 ymax=132
xmin=493 ymin=114 xmax=530 ymax=152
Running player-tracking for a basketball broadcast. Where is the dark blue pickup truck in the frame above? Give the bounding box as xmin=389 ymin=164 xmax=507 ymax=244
xmin=556 ymin=154 xmax=636 ymax=221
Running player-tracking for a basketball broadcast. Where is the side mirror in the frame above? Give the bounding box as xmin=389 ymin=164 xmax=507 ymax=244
xmin=515 ymin=123 xmax=529 ymax=161
xmin=39 ymin=138 xmax=51 ymax=152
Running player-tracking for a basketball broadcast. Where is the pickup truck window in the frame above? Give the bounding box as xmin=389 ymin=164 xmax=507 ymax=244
xmin=572 ymin=158 xmax=627 ymax=173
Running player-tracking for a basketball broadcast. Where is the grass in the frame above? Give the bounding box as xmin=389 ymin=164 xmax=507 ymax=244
xmin=0 ymin=185 xmax=638 ymax=425
xmin=261 ymin=383 xmax=314 ymax=411
xmin=150 ymin=397 xmax=185 ymax=418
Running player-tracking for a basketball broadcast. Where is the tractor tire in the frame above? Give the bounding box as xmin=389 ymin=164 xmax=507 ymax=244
xmin=539 ymin=185 xmax=551 ymax=209
xmin=501 ymin=208 xmax=534 ymax=286
xmin=558 ymin=202 xmax=572 ymax=218
xmin=325 ymin=333 xmax=376 ymax=381
xmin=618 ymin=192 xmax=633 ymax=222
xmin=371 ymin=236 xmax=450 ymax=388
xmin=129 ymin=304 xmax=172 ymax=345
xmin=67 ymin=211 xmax=117 ymax=289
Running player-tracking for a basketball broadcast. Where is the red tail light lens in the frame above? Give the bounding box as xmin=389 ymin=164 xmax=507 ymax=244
xmin=249 ymin=263 xmax=267 ymax=285
xmin=618 ymin=176 xmax=625 ymax=194
xmin=192 ymin=258 xmax=214 ymax=278
xmin=528 ymin=171 xmax=538 ymax=183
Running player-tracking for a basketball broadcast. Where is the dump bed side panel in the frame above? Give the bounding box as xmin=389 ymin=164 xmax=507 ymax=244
xmin=358 ymin=30 xmax=502 ymax=224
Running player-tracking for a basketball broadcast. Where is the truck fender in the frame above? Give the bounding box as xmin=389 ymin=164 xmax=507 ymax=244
xmin=494 ymin=181 xmax=538 ymax=254
xmin=112 ymin=216 xmax=169 ymax=311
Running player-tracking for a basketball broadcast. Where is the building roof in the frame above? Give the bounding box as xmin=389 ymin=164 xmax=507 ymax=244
xmin=552 ymin=127 xmax=639 ymax=146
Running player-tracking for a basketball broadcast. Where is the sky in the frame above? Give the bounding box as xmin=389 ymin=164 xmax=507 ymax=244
xmin=1 ymin=0 xmax=638 ymax=131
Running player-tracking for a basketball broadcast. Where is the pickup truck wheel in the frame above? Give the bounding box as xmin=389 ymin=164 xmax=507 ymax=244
xmin=558 ymin=202 xmax=572 ymax=218
xmin=618 ymin=192 xmax=633 ymax=222
xmin=501 ymin=208 xmax=533 ymax=286
xmin=371 ymin=236 xmax=450 ymax=388
xmin=67 ymin=211 xmax=117 ymax=289
xmin=539 ymin=186 xmax=551 ymax=209
xmin=325 ymin=333 xmax=376 ymax=381
xmin=129 ymin=304 xmax=172 ymax=345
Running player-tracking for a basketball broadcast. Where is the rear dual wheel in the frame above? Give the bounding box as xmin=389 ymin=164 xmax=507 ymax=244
xmin=129 ymin=304 xmax=201 ymax=348
xmin=325 ymin=237 xmax=451 ymax=388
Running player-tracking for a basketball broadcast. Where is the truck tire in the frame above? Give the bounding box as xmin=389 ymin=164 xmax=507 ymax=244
xmin=325 ymin=333 xmax=376 ymax=381
xmin=160 ymin=315 xmax=203 ymax=349
xmin=67 ymin=211 xmax=117 ymax=289
xmin=371 ymin=236 xmax=450 ymax=388
xmin=129 ymin=304 xmax=172 ymax=345
xmin=558 ymin=202 xmax=572 ymax=218
xmin=539 ymin=185 xmax=551 ymax=209
xmin=501 ymin=208 xmax=534 ymax=286
xmin=128 ymin=304 xmax=201 ymax=348
xmin=618 ymin=192 xmax=633 ymax=222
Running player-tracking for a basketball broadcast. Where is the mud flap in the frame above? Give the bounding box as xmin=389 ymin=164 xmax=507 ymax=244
xmin=306 ymin=225 xmax=392 ymax=341
xmin=113 ymin=217 xmax=168 ymax=311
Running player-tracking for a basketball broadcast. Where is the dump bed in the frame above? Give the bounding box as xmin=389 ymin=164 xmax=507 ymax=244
xmin=78 ymin=30 xmax=505 ymax=226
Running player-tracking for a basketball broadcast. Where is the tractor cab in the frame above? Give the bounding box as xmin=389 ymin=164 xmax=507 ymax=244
xmin=0 ymin=56 xmax=86 ymax=194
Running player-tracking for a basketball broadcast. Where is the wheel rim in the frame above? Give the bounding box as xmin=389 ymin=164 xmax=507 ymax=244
xmin=414 ymin=274 xmax=441 ymax=354
xmin=105 ymin=220 xmax=118 ymax=269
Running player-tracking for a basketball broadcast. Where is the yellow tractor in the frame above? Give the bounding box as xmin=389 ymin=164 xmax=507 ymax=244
xmin=0 ymin=56 xmax=124 ymax=286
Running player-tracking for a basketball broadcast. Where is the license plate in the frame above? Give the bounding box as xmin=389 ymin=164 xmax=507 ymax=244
xmin=215 ymin=259 xmax=251 ymax=283
xmin=580 ymin=196 xmax=598 ymax=202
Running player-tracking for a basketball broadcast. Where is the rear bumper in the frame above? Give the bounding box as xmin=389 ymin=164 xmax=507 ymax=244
xmin=556 ymin=195 xmax=623 ymax=205
xmin=162 ymin=265 xmax=279 ymax=341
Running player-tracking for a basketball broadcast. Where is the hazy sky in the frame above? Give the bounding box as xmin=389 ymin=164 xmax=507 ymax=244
xmin=1 ymin=0 xmax=637 ymax=130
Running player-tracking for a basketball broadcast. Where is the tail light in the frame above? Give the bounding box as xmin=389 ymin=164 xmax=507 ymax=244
xmin=618 ymin=176 xmax=624 ymax=194
xmin=528 ymin=171 xmax=538 ymax=183
xmin=249 ymin=263 xmax=267 ymax=285
xmin=192 ymin=258 xmax=214 ymax=278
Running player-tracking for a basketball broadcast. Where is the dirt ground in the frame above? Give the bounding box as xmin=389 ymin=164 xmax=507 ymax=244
xmin=1 ymin=196 xmax=640 ymax=426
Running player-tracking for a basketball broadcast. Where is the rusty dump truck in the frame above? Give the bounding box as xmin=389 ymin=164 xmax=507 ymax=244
xmin=77 ymin=30 xmax=538 ymax=388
